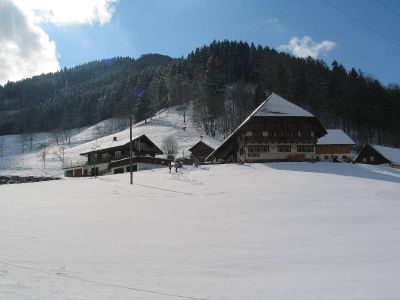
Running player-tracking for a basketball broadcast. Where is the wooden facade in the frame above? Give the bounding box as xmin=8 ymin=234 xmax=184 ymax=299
xmin=315 ymin=129 xmax=354 ymax=162
xmin=355 ymin=144 xmax=391 ymax=165
xmin=316 ymin=144 xmax=353 ymax=161
xmin=64 ymin=134 xmax=166 ymax=177
xmin=188 ymin=141 xmax=214 ymax=162
xmin=207 ymin=93 xmax=327 ymax=163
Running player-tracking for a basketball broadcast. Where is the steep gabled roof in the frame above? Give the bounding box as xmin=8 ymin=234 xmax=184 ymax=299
xmin=80 ymin=134 xmax=163 ymax=156
xmin=371 ymin=145 xmax=400 ymax=164
xmin=317 ymin=129 xmax=355 ymax=145
xmin=255 ymin=93 xmax=314 ymax=117
xmin=188 ymin=140 xmax=214 ymax=153
xmin=206 ymin=92 xmax=324 ymax=161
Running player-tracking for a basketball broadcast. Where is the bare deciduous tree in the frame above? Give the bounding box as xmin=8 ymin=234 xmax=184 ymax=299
xmin=161 ymin=135 xmax=178 ymax=160
xmin=38 ymin=143 xmax=50 ymax=169
xmin=54 ymin=143 xmax=67 ymax=166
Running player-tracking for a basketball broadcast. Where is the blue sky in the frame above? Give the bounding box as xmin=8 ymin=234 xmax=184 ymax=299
xmin=2 ymin=0 xmax=400 ymax=85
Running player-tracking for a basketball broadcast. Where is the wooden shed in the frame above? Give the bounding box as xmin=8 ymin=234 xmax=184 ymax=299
xmin=188 ymin=141 xmax=214 ymax=162
xmin=355 ymin=144 xmax=400 ymax=167
xmin=316 ymin=129 xmax=355 ymax=162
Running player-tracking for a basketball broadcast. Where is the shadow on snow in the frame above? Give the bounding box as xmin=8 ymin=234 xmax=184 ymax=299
xmin=262 ymin=162 xmax=400 ymax=184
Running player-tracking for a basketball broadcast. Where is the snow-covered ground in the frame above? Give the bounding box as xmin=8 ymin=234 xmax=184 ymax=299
xmin=1 ymin=162 xmax=400 ymax=299
xmin=0 ymin=108 xmax=222 ymax=177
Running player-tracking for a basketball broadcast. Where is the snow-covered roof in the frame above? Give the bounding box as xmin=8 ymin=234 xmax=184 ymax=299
xmin=317 ymin=129 xmax=355 ymax=145
xmin=371 ymin=145 xmax=400 ymax=164
xmin=80 ymin=134 xmax=162 ymax=155
xmin=255 ymin=93 xmax=314 ymax=117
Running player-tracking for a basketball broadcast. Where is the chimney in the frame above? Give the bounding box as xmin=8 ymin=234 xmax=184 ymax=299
xmin=200 ymin=135 xmax=203 ymax=141
xmin=113 ymin=136 xmax=117 ymax=142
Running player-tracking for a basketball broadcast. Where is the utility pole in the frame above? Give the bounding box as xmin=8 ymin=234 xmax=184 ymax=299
xmin=129 ymin=114 xmax=133 ymax=185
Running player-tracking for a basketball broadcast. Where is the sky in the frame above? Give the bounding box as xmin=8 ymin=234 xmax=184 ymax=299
xmin=1 ymin=0 xmax=399 ymax=85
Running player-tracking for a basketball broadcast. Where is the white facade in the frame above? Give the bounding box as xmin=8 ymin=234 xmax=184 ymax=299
xmin=237 ymin=138 xmax=316 ymax=162
xmin=111 ymin=162 xmax=167 ymax=174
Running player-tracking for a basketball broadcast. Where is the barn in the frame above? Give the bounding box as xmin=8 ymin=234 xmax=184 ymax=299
xmin=206 ymin=93 xmax=327 ymax=163
xmin=355 ymin=144 xmax=400 ymax=168
xmin=316 ymin=129 xmax=355 ymax=162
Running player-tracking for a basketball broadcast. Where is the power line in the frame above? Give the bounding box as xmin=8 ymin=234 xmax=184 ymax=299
xmin=324 ymin=0 xmax=400 ymax=49
xmin=375 ymin=0 xmax=400 ymax=18
xmin=0 ymin=260 xmax=208 ymax=300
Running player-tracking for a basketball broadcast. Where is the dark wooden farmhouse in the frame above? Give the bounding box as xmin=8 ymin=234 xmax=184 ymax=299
xmin=64 ymin=134 xmax=169 ymax=177
xmin=355 ymin=144 xmax=400 ymax=168
xmin=316 ymin=129 xmax=355 ymax=162
xmin=188 ymin=140 xmax=214 ymax=162
xmin=206 ymin=93 xmax=327 ymax=162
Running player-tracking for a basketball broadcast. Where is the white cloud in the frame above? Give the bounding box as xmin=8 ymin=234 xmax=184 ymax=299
xmin=278 ymin=36 xmax=336 ymax=58
xmin=0 ymin=0 xmax=118 ymax=85
xmin=0 ymin=0 xmax=59 ymax=85
xmin=14 ymin=0 xmax=118 ymax=26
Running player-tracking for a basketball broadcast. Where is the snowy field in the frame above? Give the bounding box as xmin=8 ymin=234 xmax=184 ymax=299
xmin=1 ymin=162 xmax=400 ymax=299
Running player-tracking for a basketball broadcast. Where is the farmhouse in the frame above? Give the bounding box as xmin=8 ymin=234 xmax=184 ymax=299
xmin=316 ymin=129 xmax=355 ymax=162
xmin=206 ymin=93 xmax=326 ymax=162
xmin=64 ymin=135 xmax=169 ymax=177
xmin=188 ymin=140 xmax=214 ymax=162
xmin=355 ymin=144 xmax=400 ymax=168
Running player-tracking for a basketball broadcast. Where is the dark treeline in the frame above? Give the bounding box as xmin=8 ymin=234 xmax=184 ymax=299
xmin=0 ymin=40 xmax=399 ymax=147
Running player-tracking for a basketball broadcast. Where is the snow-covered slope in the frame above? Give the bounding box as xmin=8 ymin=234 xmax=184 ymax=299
xmin=0 ymin=108 xmax=223 ymax=176
xmin=0 ymin=163 xmax=399 ymax=299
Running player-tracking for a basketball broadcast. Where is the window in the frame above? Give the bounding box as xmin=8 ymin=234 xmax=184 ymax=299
xmin=262 ymin=131 xmax=268 ymax=137
xmin=246 ymin=131 xmax=253 ymax=137
xmin=248 ymin=145 xmax=269 ymax=153
xmin=363 ymin=157 xmax=367 ymax=163
xmin=115 ymin=151 xmax=121 ymax=159
xmin=297 ymin=145 xmax=314 ymax=152
xmin=277 ymin=145 xmax=291 ymax=152
xmin=102 ymin=153 xmax=109 ymax=160
xmin=247 ymin=145 xmax=269 ymax=158
xmin=65 ymin=170 xmax=73 ymax=177
xmin=370 ymin=156 xmax=374 ymax=162
xmin=324 ymin=155 xmax=329 ymax=161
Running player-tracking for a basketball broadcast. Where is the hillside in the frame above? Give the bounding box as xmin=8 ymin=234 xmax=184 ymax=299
xmin=0 ymin=41 xmax=399 ymax=147
xmin=0 ymin=108 xmax=223 ymax=177
xmin=1 ymin=163 xmax=400 ymax=299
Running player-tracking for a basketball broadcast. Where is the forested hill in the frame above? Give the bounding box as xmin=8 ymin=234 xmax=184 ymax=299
xmin=0 ymin=41 xmax=399 ymax=147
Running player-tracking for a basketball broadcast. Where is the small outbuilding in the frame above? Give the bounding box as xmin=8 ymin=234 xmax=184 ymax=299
xmin=316 ymin=129 xmax=355 ymax=162
xmin=188 ymin=140 xmax=214 ymax=162
xmin=355 ymin=144 xmax=400 ymax=168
